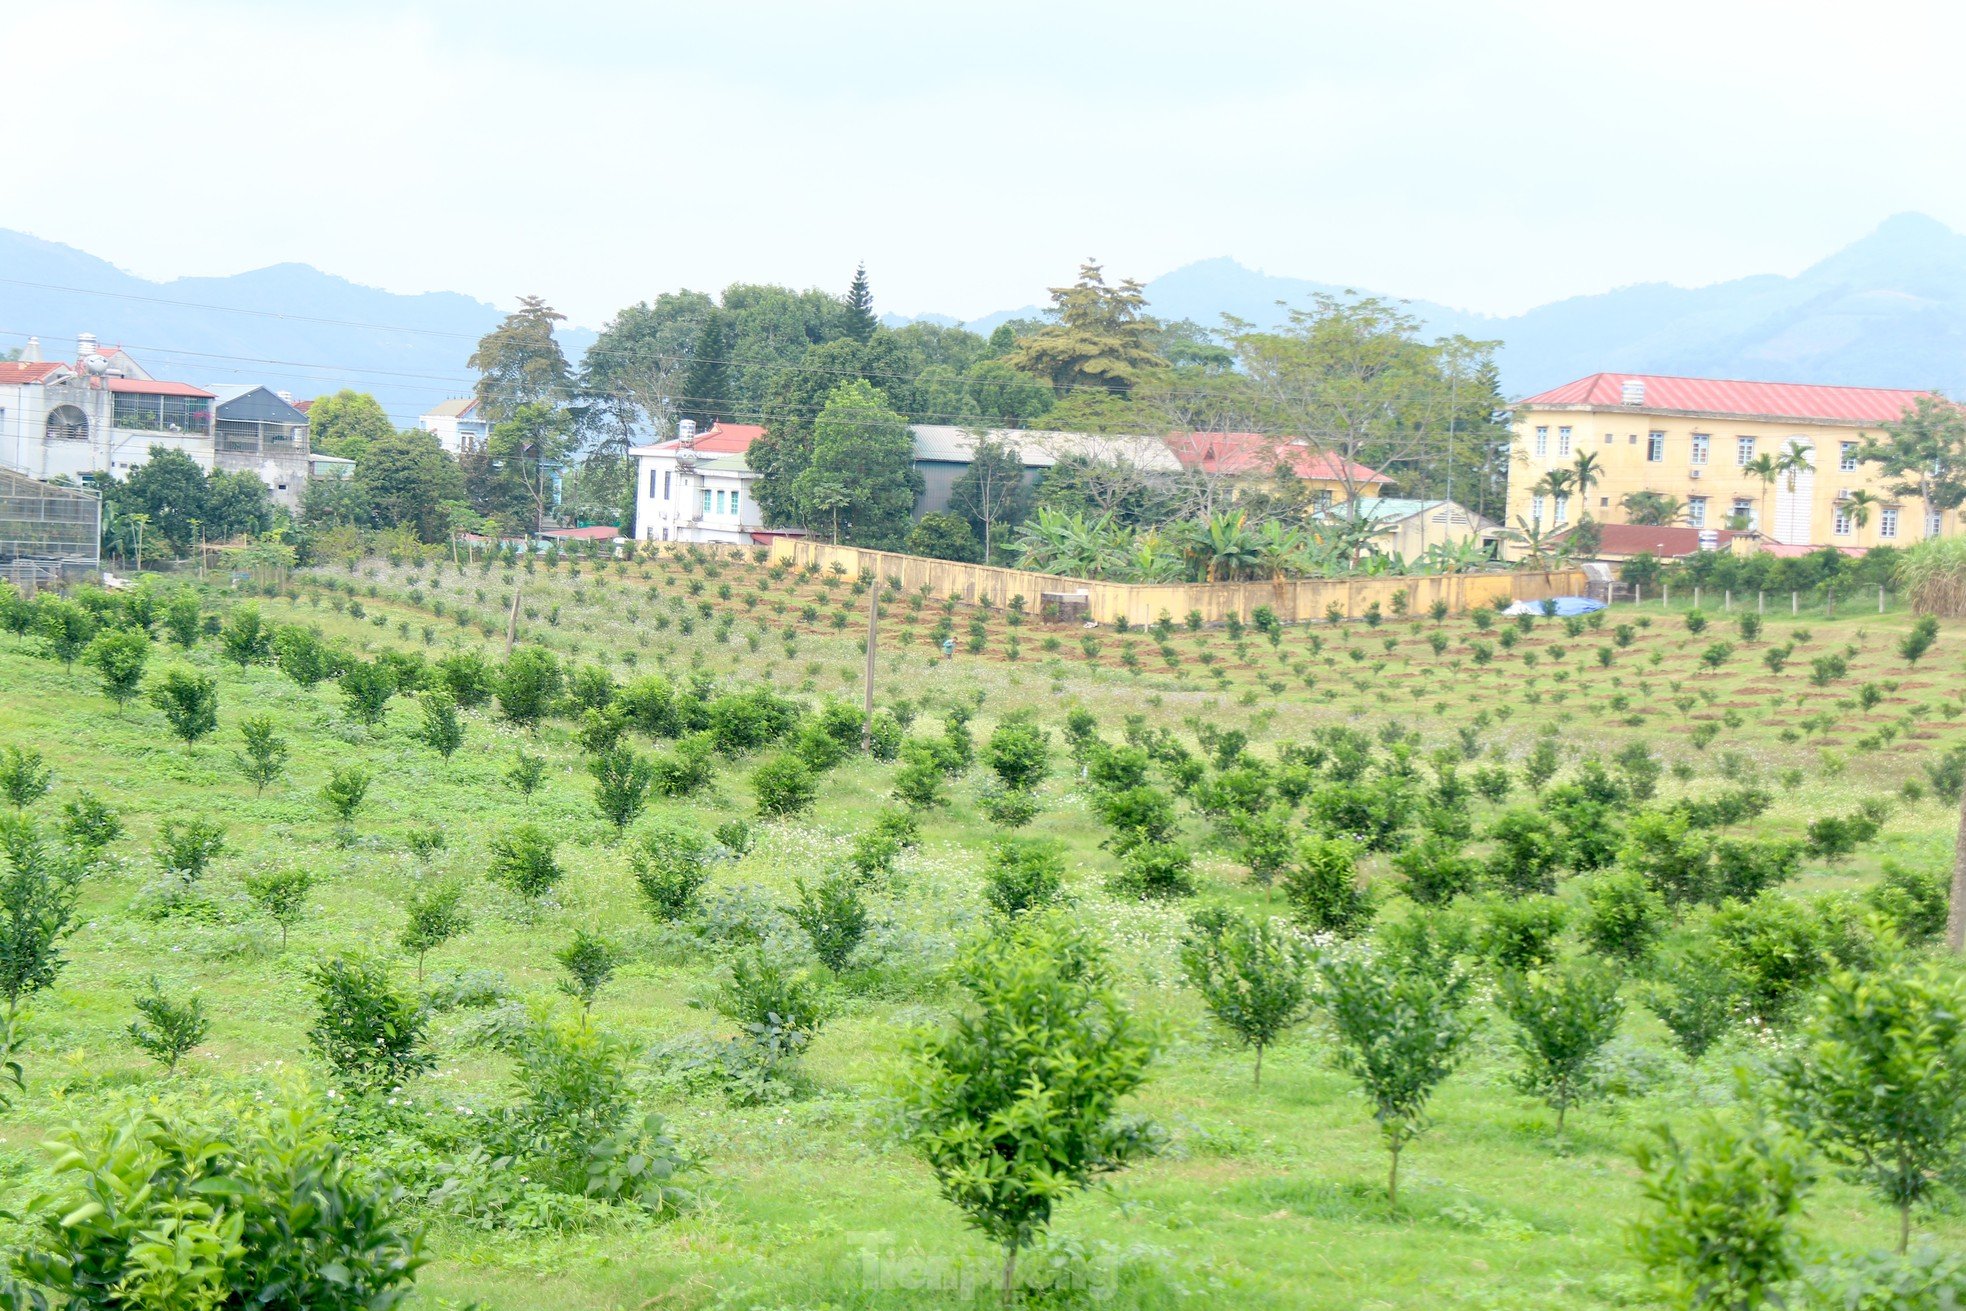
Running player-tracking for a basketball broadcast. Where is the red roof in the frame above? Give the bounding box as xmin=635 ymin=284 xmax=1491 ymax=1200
xmin=1518 ymin=373 xmax=1936 ymax=425
xmin=1566 ymin=523 xmax=1742 ymax=558
xmin=1165 ymin=431 xmax=1391 ymax=484
xmin=294 ymin=399 xmax=314 ymax=412
xmin=0 ymin=361 xmax=65 ymax=385
xmin=651 ymin=421 xmax=764 ymax=455
xmin=103 ymin=378 xmax=213 ymax=398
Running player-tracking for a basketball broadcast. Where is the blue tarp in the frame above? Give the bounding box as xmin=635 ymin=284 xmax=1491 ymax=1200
xmin=1501 ymin=596 xmax=1605 ymax=617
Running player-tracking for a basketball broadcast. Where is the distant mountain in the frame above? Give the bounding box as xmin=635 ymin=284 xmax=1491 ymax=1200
xmin=7 ymin=215 xmax=1963 ymax=425
xmin=0 ymin=230 xmax=594 ymax=423
xmin=892 ymin=214 xmax=1966 ymax=398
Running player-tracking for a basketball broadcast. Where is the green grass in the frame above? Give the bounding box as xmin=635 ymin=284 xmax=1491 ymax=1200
xmin=0 ymin=550 xmax=1961 ymax=1309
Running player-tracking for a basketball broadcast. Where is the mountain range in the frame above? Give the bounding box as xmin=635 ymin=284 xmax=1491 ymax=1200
xmin=3 ymin=214 xmax=1963 ymax=420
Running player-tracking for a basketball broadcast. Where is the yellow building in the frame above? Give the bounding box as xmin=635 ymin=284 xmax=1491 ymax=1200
xmin=1508 ymin=373 xmax=1953 ymax=549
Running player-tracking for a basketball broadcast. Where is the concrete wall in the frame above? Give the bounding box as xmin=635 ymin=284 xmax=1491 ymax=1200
xmin=767 ymin=537 xmax=1586 ymax=626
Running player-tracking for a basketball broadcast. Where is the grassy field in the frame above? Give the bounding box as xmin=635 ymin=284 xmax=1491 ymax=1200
xmin=0 ymin=547 xmax=1961 ymax=1309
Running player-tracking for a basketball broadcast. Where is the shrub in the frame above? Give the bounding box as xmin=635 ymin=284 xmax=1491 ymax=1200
xmin=126 ymin=978 xmax=209 ymax=1073
xmin=1476 ymin=895 xmax=1568 ymax=971
xmin=983 ymin=837 xmax=1066 ymax=917
xmin=896 ymin=915 xmax=1157 ymax=1299
xmin=1109 ymin=841 xmax=1196 ymax=900
xmin=1483 ymin=808 xmax=1565 ymax=895
xmin=488 ymin=824 xmax=563 ymax=900
xmin=1282 ymin=835 xmax=1374 ymax=936
xmin=497 ymin=646 xmax=564 ymax=729
xmin=243 ymin=866 xmax=314 ymax=950
xmin=792 ymin=873 xmax=870 ymax=972
xmin=338 ymin=658 xmax=397 ymax=725
xmin=400 ymin=877 xmax=472 ymax=980
xmin=984 ymin=719 xmax=1051 ymax=792
xmin=1180 ymin=908 xmax=1312 ymax=1085
xmin=1578 ymin=870 xmax=1669 ymax=963
xmin=1392 ymin=836 xmax=1483 ymax=906
xmin=154 ymin=816 xmax=225 ymax=883
xmin=7 ymin=1099 xmax=427 ymax=1309
xmin=590 ymin=744 xmax=656 ymax=832
xmin=0 ymin=746 xmax=52 ymax=810
xmin=629 ymin=822 xmax=716 ymax=922
xmin=149 ymin=666 xmax=219 ymax=749
xmin=892 ymin=740 xmax=948 ymax=810
xmin=650 ymin=732 xmax=717 ymax=797
xmin=58 ymin=792 xmax=121 ymax=860
xmin=307 ymin=954 xmax=433 ymax=1094
xmin=1498 ymin=964 xmax=1624 ymax=1133
xmin=752 ymin=753 xmax=818 ymax=818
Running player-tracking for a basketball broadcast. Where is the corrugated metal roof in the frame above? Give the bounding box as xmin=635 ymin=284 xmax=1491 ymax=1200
xmin=105 ymin=378 xmax=213 ymax=398
xmin=1518 ymin=373 xmax=1936 ymax=424
xmin=1164 ymin=430 xmax=1392 ymax=483
xmin=424 ymin=397 xmax=480 ymax=419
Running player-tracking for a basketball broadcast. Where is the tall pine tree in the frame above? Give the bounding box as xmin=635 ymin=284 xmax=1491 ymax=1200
xmin=843 ymin=263 xmax=878 ymax=343
xmin=678 ymin=313 xmax=732 ymax=433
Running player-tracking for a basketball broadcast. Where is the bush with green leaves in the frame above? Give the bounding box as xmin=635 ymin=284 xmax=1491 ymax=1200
xmin=792 ymin=872 xmax=871 ymax=972
xmin=1282 ymin=834 xmax=1374 ymax=936
xmin=1578 ymin=869 xmax=1670 ymax=963
xmin=1109 ymin=839 xmax=1196 ymax=900
xmin=984 ymin=718 xmax=1051 ymax=793
xmin=1498 ymin=963 xmax=1624 ymax=1133
xmin=650 ymin=731 xmax=717 ymax=797
xmin=488 ymin=823 xmax=563 ymax=901
xmin=34 ymin=597 xmax=95 ymax=669
xmin=0 ymin=817 xmax=83 ymax=1100
xmin=556 ymin=928 xmax=618 ymax=1017
xmin=1629 ymin=1115 xmax=1813 ymax=1311
xmin=1180 ymin=907 xmax=1311 ymax=1085
xmin=629 ymin=821 xmax=717 ymax=923
xmin=715 ymin=949 xmax=829 ymax=1087
xmin=244 ymin=866 xmax=314 ymax=950
xmin=506 ymin=749 xmax=547 ymax=797
xmin=4 ymin=1098 xmax=426 ymax=1308
xmin=306 ymin=954 xmax=434 ymax=1095
xmin=336 ymin=658 xmax=397 ymax=726
xmin=896 ymin=914 xmax=1158 ymax=1301
xmin=497 ymin=645 xmax=565 ymax=729
xmin=1475 ymin=894 xmax=1568 ymax=971
xmin=1484 ymin=808 xmax=1566 ymax=896
xmin=982 ymin=837 xmax=1066 ymax=918
xmin=57 ymin=792 xmax=120 ymax=861
xmin=272 ymin=623 xmax=335 ymax=688
xmin=752 ymin=753 xmax=817 ymax=819
xmin=1318 ymin=944 xmax=1478 ymax=1205
xmin=485 ymin=1014 xmax=691 ymax=1215
xmin=126 ymin=977 xmax=209 ymax=1073
xmin=891 ymin=739 xmax=948 ymax=810
xmin=219 ymin=602 xmax=274 ymax=665
xmin=0 ymin=747 xmax=51 ymax=811
xmin=148 ymin=665 xmax=218 ymax=750
xmin=1706 ymin=893 xmax=1832 ymax=1022
xmin=233 ymin=713 xmax=289 ymax=795
xmin=1771 ymin=945 xmax=1966 ymax=1253
xmin=1861 ymin=861 xmax=1949 ymax=946
xmin=435 ymin=649 xmax=496 ymax=707
xmin=1897 ymin=613 xmax=1939 ymax=664
xmin=414 ymin=686 xmax=466 ymax=759
xmin=153 ymin=816 xmax=225 ymax=883
xmin=400 ymin=877 xmax=473 ymax=980
xmin=590 ymin=743 xmax=655 ymax=833
xmin=320 ymin=764 xmax=371 ymax=839
xmin=81 ymin=626 xmax=149 ymax=711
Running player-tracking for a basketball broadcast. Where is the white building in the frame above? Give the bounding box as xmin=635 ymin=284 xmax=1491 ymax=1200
xmin=1 ymin=335 xmax=218 ymax=483
xmin=632 ymin=421 xmax=769 ymax=545
xmin=420 ymin=397 xmax=492 ymax=455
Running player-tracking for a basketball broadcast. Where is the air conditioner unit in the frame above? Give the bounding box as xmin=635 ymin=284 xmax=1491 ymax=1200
xmin=1688 ymin=468 xmax=1703 ymax=479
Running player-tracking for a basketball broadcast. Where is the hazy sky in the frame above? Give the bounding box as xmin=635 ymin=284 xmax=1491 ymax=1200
xmin=8 ymin=0 xmax=1966 ymax=328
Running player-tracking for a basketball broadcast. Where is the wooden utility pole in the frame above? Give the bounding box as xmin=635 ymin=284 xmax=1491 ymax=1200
xmin=506 ymin=584 xmax=523 ymax=654
xmin=861 ymin=580 xmax=880 ymax=751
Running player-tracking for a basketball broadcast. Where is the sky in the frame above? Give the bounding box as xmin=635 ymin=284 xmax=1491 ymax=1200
xmin=5 ymin=0 xmax=1966 ymax=329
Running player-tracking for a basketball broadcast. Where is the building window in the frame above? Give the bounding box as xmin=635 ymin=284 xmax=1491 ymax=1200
xmin=1690 ymin=433 xmax=1709 ymax=465
xmin=1534 ymin=426 xmax=1548 ymax=457
xmin=1600 ymin=496 xmax=1609 ymax=508
xmin=1736 ymin=436 xmax=1756 ymax=466
xmin=1687 ymin=496 xmax=1708 ymax=528
xmin=1839 ymin=441 xmax=1858 ymax=473
xmin=701 ymin=489 xmax=712 ymax=515
xmin=1834 ymin=508 xmax=1852 ymax=536
xmin=1530 ymin=495 xmax=1546 ymax=524
xmin=1879 ymin=507 xmax=1898 ymax=539
xmin=1557 ymin=426 xmax=1572 ymax=457
xmin=1646 ymin=431 xmax=1665 ymax=462
xmin=1312 ymin=489 xmax=1334 ymax=511
xmin=662 ymin=470 xmax=671 ymax=499
xmin=1604 ymin=433 xmax=1615 ymax=445
xmin=1731 ymin=498 xmax=1755 ymax=530
xmin=731 ymin=489 xmax=742 ymax=516
xmin=1928 ymin=509 xmax=1944 ymax=538
xmin=649 ymin=468 xmax=659 ymax=496
xmin=714 ymin=489 xmax=725 ymax=514
xmin=1554 ymin=494 xmax=1569 ymax=524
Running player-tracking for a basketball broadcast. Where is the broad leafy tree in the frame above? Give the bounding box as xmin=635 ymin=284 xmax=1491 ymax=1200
xmin=1179 ymin=908 xmax=1312 ymax=1085
xmin=469 ymin=295 xmax=571 ymax=423
xmin=791 ymin=380 xmax=921 ymax=546
xmin=305 ymin=389 xmax=397 ymax=461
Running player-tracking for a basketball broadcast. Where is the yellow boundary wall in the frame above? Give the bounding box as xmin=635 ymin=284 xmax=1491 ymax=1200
xmin=766 ymin=539 xmax=1588 ymax=626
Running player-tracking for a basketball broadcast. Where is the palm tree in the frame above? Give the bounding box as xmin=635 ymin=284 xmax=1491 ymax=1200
xmin=1510 ymin=517 xmax=1568 ymax=569
xmin=1571 ymin=451 xmax=1603 ymax=508
xmin=1742 ymin=452 xmax=1780 ymax=533
xmin=1777 ymin=440 xmax=1815 ymax=493
xmin=1532 ymin=469 xmax=1575 ymax=527
xmin=1621 ymin=491 xmax=1684 ymax=526
xmin=1842 ymin=489 xmax=1878 ymax=544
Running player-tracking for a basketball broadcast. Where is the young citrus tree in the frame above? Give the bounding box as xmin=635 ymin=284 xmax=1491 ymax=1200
xmin=897 ymin=914 xmax=1158 ymax=1303
xmin=1319 ymin=946 xmax=1478 ymax=1205
xmin=1498 ymin=962 xmax=1624 ymax=1135
xmin=1179 ymin=907 xmax=1312 ymax=1085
